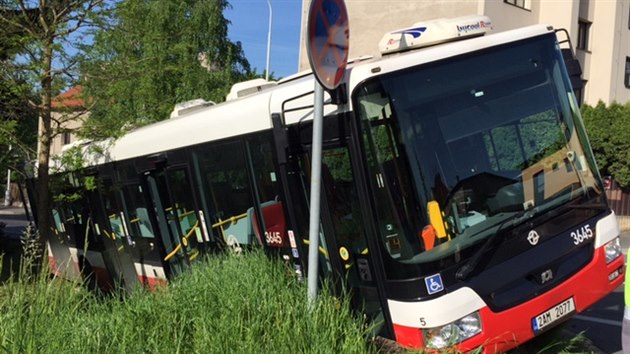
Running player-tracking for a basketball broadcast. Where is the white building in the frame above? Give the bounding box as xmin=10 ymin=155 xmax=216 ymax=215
xmin=43 ymin=86 xmax=89 ymax=157
xmin=298 ymin=0 xmax=630 ymax=106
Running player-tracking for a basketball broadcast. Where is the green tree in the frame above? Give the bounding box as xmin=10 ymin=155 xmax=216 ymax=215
xmin=0 ymin=0 xmax=110 ymax=258
xmin=0 ymin=75 xmax=38 ymax=195
xmin=80 ymin=0 xmax=254 ymax=140
xmin=581 ymin=101 xmax=630 ymax=188
xmin=0 ymin=3 xmax=38 ymax=197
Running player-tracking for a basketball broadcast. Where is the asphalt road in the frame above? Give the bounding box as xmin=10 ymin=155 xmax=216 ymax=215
xmin=566 ymin=284 xmax=624 ymax=354
xmin=0 ymin=205 xmax=31 ymax=239
xmin=0 ymin=205 xmax=30 ymax=281
xmin=561 ymin=230 xmax=630 ymax=354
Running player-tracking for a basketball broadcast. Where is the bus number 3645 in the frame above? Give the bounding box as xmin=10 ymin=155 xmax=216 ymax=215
xmin=571 ymin=224 xmax=593 ymax=245
xmin=265 ymin=231 xmax=283 ymax=245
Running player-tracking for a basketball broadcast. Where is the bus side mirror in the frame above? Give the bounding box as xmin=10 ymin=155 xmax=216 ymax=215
xmin=555 ymin=29 xmax=583 ymax=94
xmin=561 ymin=48 xmax=583 ymax=91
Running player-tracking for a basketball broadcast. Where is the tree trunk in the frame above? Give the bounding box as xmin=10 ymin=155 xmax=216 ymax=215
xmin=34 ymin=37 xmax=54 ymax=265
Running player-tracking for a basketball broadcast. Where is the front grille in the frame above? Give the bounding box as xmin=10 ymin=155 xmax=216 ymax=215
xmin=482 ymin=245 xmax=591 ymax=311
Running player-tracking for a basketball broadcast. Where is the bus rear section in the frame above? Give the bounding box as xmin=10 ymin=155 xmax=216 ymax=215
xmin=350 ymin=23 xmax=624 ymax=352
xmin=26 ymin=172 xmax=116 ymax=291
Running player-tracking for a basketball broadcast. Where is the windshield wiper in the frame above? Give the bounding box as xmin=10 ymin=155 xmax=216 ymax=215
xmin=455 ymin=208 xmax=536 ymax=281
xmin=567 ymin=203 xmax=607 ymax=210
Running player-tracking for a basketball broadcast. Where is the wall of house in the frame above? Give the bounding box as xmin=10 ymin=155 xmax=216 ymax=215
xmin=585 ymin=0 xmax=630 ymax=105
xmin=49 ymin=112 xmax=89 ymax=157
xmin=298 ymin=0 xmax=630 ymax=106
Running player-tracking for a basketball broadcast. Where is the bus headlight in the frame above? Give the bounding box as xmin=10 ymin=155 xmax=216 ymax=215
xmin=605 ymin=237 xmax=622 ymax=264
xmin=423 ymin=312 xmax=482 ymax=349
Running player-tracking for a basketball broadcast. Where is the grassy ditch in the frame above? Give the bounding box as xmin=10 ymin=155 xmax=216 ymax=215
xmin=0 ymin=237 xmax=596 ymax=354
xmin=0 ymin=250 xmax=377 ymax=353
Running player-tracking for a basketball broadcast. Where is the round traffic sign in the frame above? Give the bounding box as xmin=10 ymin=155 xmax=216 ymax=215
xmin=306 ymin=0 xmax=349 ymax=90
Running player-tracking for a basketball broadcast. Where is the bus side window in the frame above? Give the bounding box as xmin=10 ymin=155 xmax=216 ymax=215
xmin=321 ymin=148 xmax=367 ymax=254
xmin=165 ymin=168 xmax=202 ymax=247
xmin=101 ymin=180 xmax=125 ymax=239
xmin=194 ymin=140 xmax=256 ymax=247
xmin=134 ymin=207 xmax=154 ymax=237
xmin=52 ymin=208 xmax=65 ymax=233
xmin=121 ymin=183 xmax=155 ymax=239
xmin=247 ymin=134 xmax=286 ymax=247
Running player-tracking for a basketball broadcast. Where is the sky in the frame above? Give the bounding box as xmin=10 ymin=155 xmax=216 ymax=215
xmin=226 ymin=1 xmax=303 ymax=79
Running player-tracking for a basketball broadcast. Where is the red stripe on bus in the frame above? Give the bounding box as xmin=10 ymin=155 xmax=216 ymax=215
xmin=137 ymin=275 xmax=168 ymax=291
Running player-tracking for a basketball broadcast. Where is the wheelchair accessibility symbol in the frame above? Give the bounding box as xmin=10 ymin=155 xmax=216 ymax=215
xmin=424 ymin=274 xmax=444 ymax=295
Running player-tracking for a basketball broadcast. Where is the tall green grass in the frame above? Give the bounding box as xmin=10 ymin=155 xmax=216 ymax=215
xmin=0 ymin=250 xmax=377 ymax=353
xmin=0 ymin=229 xmax=597 ymax=354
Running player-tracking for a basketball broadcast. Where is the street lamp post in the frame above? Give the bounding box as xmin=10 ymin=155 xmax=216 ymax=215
xmin=4 ymin=145 xmax=12 ymax=207
xmin=265 ymin=0 xmax=272 ymax=81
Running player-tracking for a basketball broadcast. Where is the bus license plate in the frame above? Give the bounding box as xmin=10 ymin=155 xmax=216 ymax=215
xmin=532 ymin=297 xmax=575 ymax=333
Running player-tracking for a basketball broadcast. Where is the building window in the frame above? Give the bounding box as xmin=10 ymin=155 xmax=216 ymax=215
xmin=625 ymin=58 xmax=630 ymax=88
xmin=577 ymin=20 xmax=590 ymax=51
xmin=62 ymin=131 xmax=71 ymax=145
xmin=574 ymin=80 xmax=587 ymax=105
xmin=504 ymin=0 xmax=531 ymax=10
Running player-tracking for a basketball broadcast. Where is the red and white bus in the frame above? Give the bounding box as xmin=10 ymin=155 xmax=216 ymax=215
xmin=32 ymin=15 xmax=624 ymax=353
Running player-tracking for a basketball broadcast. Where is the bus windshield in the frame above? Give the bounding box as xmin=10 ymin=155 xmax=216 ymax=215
xmin=354 ymin=33 xmax=604 ymax=265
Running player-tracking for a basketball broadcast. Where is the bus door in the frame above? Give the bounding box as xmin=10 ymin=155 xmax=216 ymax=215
xmin=113 ymin=161 xmax=168 ymax=288
xmin=49 ymin=200 xmax=81 ymax=280
xmin=275 ymin=113 xmax=386 ymax=334
xmin=84 ymin=172 xmax=139 ymax=293
xmin=48 ymin=174 xmax=81 ymax=280
xmin=141 ymin=163 xmax=203 ymax=278
xmin=59 ymin=187 xmax=110 ymax=291
xmin=244 ymin=134 xmax=296 ymax=263
xmin=191 ymin=140 xmax=263 ymax=254
xmin=57 ymin=172 xmax=123 ymax=292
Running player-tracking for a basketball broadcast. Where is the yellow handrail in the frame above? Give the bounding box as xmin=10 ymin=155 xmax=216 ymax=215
xmin=179 ymin=210 xmax=195 ymax=219
xmin=102 ymin=229 xmax=116 ymax=241
xmin=183 ymin=222 xmax=198 ymax=242
xmin=302 ymin=239 xmax=329 ymax=258
xmin=188 ymin=249 xmax=200 ymax=262
xmin=164 ymin=220 xmax=200 ymax=261
xmin=211 ymin=213 xmax=248 ymax=228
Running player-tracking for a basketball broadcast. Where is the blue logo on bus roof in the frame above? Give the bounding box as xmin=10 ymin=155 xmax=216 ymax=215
xmin=393 ymin=27 xmax=427 ymax=39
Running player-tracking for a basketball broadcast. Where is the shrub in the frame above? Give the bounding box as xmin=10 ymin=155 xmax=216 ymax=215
xmin=581 ymin=101 xmax=630 ymax=189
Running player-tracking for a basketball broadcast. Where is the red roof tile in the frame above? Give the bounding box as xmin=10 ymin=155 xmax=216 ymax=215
xmin=51 ymin=86 xmax=85 ymax=109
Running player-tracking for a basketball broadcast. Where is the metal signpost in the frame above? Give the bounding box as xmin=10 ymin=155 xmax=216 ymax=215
xmin=4 ymin=145 xmax=11 ymax=207
xmin=305 ymin=0 xmax=348 ymax=303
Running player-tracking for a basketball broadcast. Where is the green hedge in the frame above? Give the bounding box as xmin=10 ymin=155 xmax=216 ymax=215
xmin=581 ymin=101 xmax=630 ymax=189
